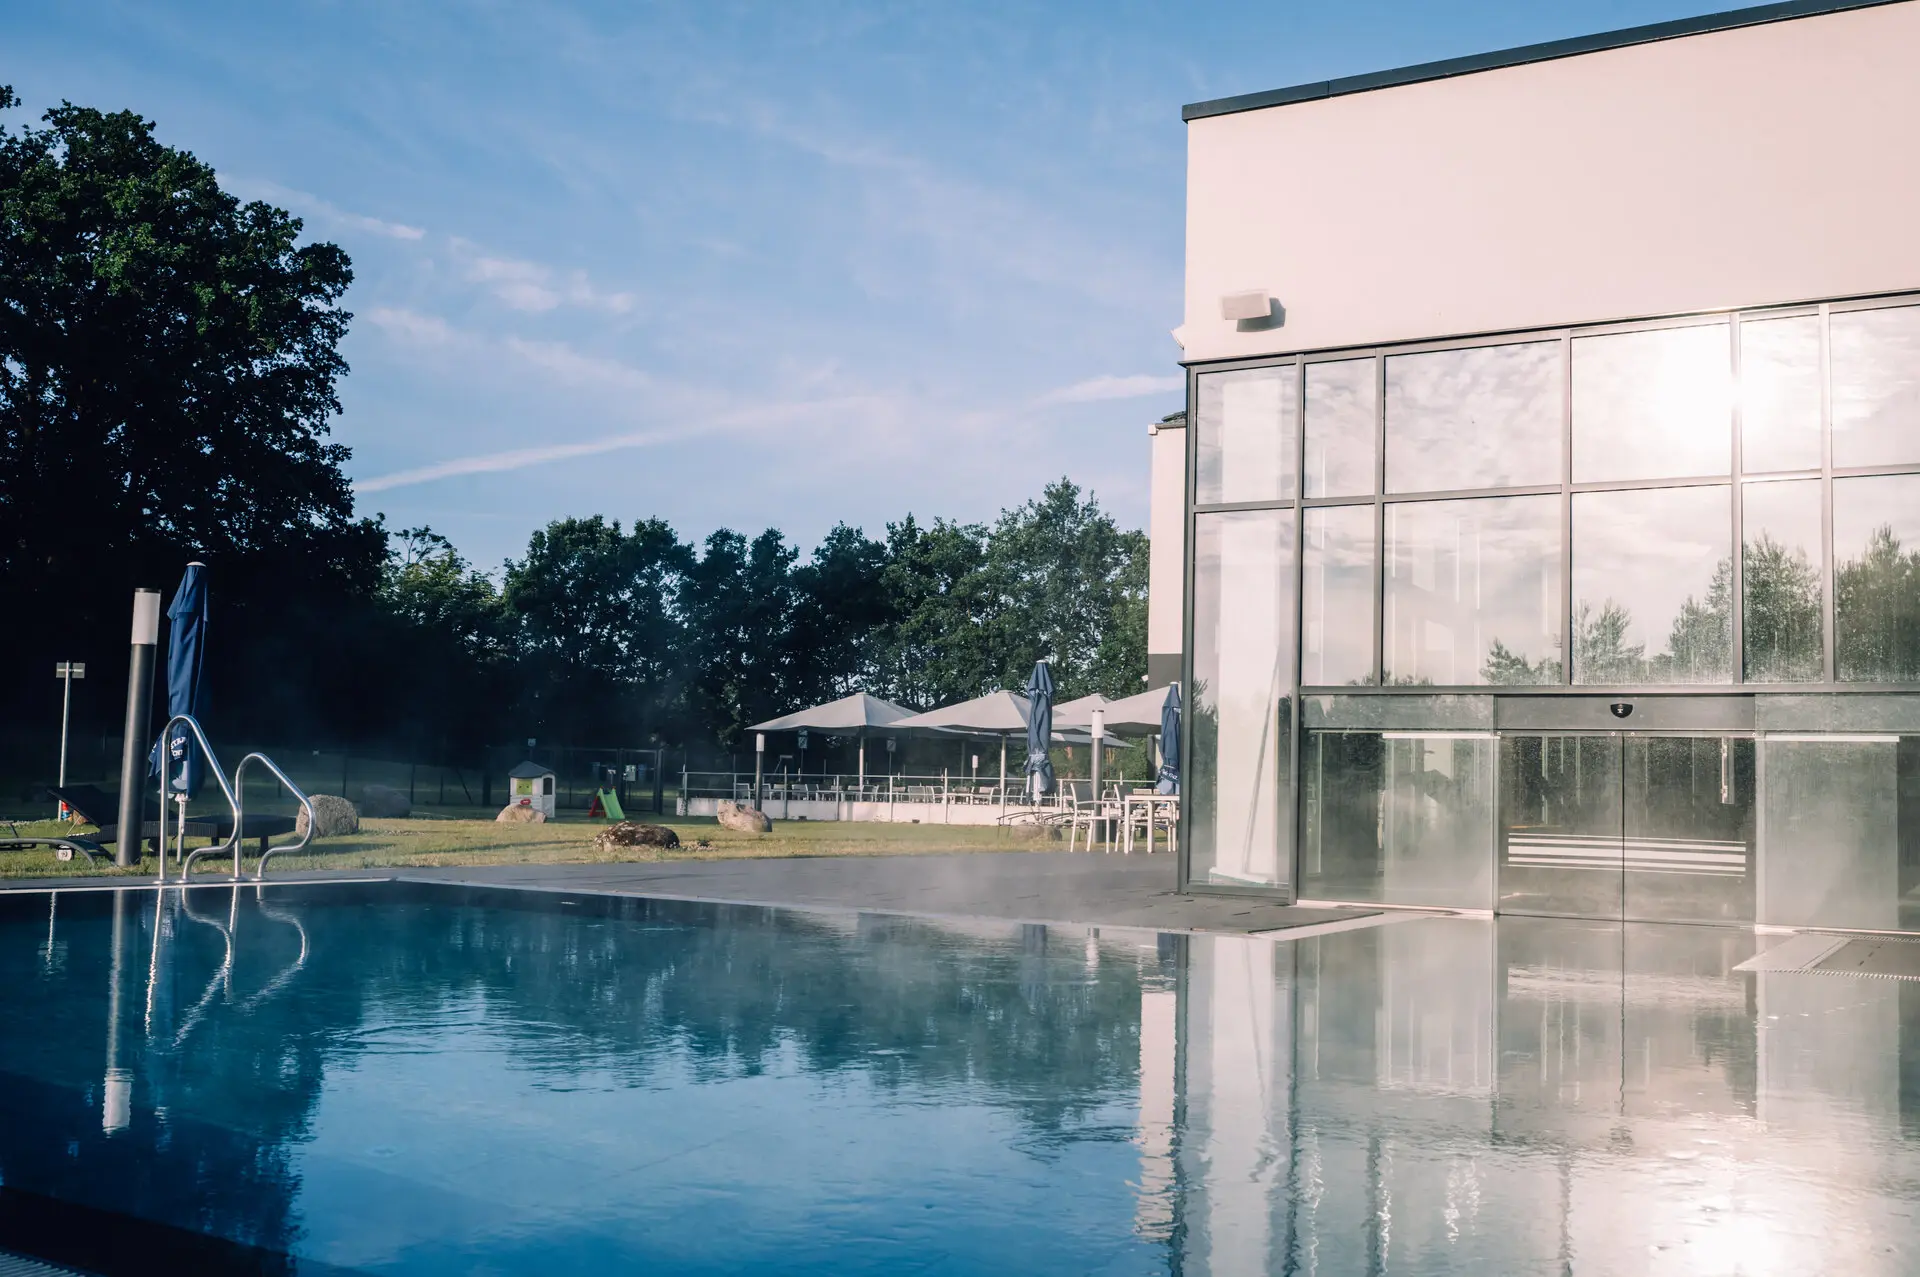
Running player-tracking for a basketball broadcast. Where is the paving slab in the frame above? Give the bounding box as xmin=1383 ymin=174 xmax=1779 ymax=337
xmin=395 ymin=853 xmax=1380 ymax=935
xmin=0 ymin=853 xmax=1381 ymax=936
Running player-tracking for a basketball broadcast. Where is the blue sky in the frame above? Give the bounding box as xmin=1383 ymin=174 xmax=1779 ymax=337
xmin=10 ymin=0 xmax=1731 ymax=569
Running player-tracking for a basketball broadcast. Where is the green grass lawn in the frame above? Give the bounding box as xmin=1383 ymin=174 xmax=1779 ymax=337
xmin=0 ymin=813 xmax=1055 ymax=879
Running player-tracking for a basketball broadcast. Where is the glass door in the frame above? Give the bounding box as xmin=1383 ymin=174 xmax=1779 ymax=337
xmin=1498 ymin=734 xmax=1624 ymax=918
xmin=1622 ymin=736 xmax=1755 ymax=925
xmin=1498 ymin=732 xmax=1756 ymax=923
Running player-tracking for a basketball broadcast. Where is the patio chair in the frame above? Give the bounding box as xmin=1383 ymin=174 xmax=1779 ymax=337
xmin=1064 ymin=780 xmax=1118 ymax=853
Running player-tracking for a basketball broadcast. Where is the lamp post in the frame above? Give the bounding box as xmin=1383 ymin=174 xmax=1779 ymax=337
xmin=53 ymin=662 xmax=85 ymax=819
xmin=1090 ymin=707 xmax=1106 ymax=847
xmin=114 ymin=591 xmax=161 ymax=866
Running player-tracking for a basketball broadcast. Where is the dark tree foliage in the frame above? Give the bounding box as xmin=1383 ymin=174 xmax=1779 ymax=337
xmin=0 ymin=87 xmax=387 ymax=748
xmin=499 ymin=516 xmax=695 ymax=745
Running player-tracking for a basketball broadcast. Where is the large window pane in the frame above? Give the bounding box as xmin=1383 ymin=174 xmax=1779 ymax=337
xmin=1743 ymin=480 xmax=1824 ymax=683
xmin=1189 ymin=510 xmax=1294 ymax=888
xmin=1740 ymin=315 xmax=1821 ymax=473
xmin=1573 ymin=323 xmax=1731 ymax=482
xmin=1304 ymin=358 xmax=1376 ymax=497
xmin=1384 ymin=494 xmax=1562 ymax=686
xmin=1303 ymin=504 xmax=1374 ymax=687
xmin=1761 ymin=737 xmax=1902 ymax=931
xmin=1835 ymin=474 xmax=1920 ymax=682
xmin=1384 ymin=342 xmax=1561 ymax=493
xmin=1572 ymin=486 xmax=1732 ymax=684
xmin=1833 ymin=305 xmax=1920 ymax=468
xmin=1195 ymin=366 xmax=1297 ymax=504
xmin=1301 ymin=730 xmax=1494 ymax=909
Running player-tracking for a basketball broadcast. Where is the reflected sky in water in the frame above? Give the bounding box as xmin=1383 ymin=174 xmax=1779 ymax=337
xmin=4 ymin=885 xmax=1920 ymax=1274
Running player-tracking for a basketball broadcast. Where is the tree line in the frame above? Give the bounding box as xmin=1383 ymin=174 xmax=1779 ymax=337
xmin=0 ymin=88 xmax=1144 ymax=770
xmin=384 ymin=482 xmax=1145 ymax=753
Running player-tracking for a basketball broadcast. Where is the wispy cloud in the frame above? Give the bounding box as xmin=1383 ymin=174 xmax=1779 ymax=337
xmin=355 ymin=394 xmax=884 ymax=493
xmin=356 ymin=428 xmax=687 ymax=492
xmin=1038 ymin=373 xmax=1184 ymax=405
xmin=452 ymin=240 xmax=634 ymax=314
xmin=365 ymin=306 xmax=456 ymax=344
xmin=500 ymin=336 xmax=652 ymax=391
xmin=220 ymin=177 xmax=425 ymax=240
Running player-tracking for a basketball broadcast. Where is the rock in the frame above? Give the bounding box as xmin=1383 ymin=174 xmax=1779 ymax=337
xmin=714 ymin=799 xmax=772 ymax=834
xmin=594 ymin=821 xmax=680 ymax=851
xmin=359 ymin=784 xmax=412 ymax=818
xmin=1007 ymin=821 xmax=1060 ymax=841
xmin=294 ymin=794 xmax=360 ymax=839
xmin=496 ymin=803 xmax=547 ymax=824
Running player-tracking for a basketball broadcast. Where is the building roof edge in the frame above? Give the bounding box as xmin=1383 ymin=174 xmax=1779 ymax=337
xmin=1181 ymin=0 xmax=1907 ymax=122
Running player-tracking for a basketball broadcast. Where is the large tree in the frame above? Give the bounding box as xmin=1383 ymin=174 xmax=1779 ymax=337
xmin=0 ymin=88 xmax=381 ymax=749
xmin=502 ymin=516 xmax=693 ymax=745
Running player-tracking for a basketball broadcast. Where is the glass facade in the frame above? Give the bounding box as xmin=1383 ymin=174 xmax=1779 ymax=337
xmin=1384 ymin=341 xmax=1560 ymax=493
xmin=1385 ymin=495 xmax=1561 ymax=686
xmin=1571 ymin=484 xmax=1731 ymax=684
xmin=1188 ymin=509 xmax=1293 ymax=889
xmin=1183 ymin=291 xmax=1920 ymax=928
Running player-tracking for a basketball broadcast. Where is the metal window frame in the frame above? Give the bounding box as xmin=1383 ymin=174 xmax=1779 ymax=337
xmin=1178 ymin=286 xmax=1920 ymax=898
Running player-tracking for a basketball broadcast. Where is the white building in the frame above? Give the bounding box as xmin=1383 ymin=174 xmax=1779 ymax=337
xmin=1159 ymin=0 xmax=1920 ymax=929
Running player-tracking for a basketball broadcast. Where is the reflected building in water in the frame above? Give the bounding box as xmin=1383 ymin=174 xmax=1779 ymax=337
xmin=1168 ymin=921 xmax=1920 ymax=1275
xmin=1153 ymin=0 xmax=1920 ymax=933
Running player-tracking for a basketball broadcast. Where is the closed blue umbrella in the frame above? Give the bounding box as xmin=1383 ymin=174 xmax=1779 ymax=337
xmin=1155 ymin=683 xmax=1181 ymax=796
xmin=149 ymin=562 xmax=210 ymax=797
xmin=1024 ymin=661 xmax=1056 ymax=798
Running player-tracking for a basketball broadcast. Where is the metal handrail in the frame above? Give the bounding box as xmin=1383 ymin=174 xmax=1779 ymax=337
xmin=159 ymin=714 xmax=241 ymax=885
xmin=234 ymin=752 xmax=315 ymax=881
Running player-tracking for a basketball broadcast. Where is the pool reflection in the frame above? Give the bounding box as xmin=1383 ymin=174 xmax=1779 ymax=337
xmin=1176 ymin=918 xmax=1920 ymax=1275
xmin=3 ymin=886 xmax=1920 ymax=1274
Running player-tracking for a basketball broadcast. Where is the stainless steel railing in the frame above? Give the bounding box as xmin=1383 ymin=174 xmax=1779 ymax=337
xmin=235 ymin=752 xmax=315 ymax=881
xmin=157 ymin=714 xmax=240 ymax=885
xmin=163 ymin=717 xmax=315 ymax=883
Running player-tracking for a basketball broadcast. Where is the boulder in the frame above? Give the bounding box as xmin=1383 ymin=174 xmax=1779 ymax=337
xmin=496 ymin=803 xmax=547 ymax=824
xmin=594 ymin=821 xmax=680 ymax=851
xmin=359 ymin=784 xmax=412 ymax=819
xmin=294 ymin=794 xmax=360 ymax=839
xmin=714 ymin=799 xmax=772 ymax=834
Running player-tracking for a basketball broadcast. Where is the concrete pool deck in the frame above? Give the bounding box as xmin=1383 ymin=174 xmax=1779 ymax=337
xmin=0 ymin=852 xmax=1386 ymax=936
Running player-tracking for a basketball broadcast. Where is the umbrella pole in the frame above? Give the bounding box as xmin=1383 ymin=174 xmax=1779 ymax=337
xmin=858 ymin=735 xmax=866 ymax=794
xmin=999 ymin=735 xmax=1007 ymax=798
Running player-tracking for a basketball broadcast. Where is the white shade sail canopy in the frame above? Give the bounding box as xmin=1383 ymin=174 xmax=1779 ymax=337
xmin=1050 ymin=693 xmax=1111 ymax=730
xmin=749 ymin=692 xmax=916 ymax=734
xmin=1086 ymin=685 xmax=1180 ymax=738
xmin=888 ymin=690 xmax=1032 ymax=737
xmin=890 ymin=689 xmax=1120 ymax=746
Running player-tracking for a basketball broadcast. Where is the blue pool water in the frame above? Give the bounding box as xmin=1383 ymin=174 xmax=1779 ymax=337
xmin=2 ymin=883 xmax=1920 ymax=1274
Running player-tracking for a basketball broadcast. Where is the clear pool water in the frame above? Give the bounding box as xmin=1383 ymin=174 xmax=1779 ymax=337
xmin=2 ymin=884 xmax=1918 ymax=1275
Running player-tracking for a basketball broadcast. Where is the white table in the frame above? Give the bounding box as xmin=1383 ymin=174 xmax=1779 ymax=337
xmin=1122 ymin=791 xmax=1178 ymax=855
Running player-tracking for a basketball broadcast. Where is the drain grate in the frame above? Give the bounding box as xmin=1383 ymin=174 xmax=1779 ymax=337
xmin=1813 ymin=938 xmax=1920 ymax=981
xmin=1736 ymin=932 xmax=1920 ymax=980
xmin=0 ymin=1250 xmax=93 ymax=1277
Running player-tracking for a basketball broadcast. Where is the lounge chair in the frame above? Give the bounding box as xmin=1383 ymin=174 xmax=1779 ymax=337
xmin=48 ymin=784 xmax=296 ymax=859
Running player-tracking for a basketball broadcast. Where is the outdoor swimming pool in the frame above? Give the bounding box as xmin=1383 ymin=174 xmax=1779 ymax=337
xmin=1 ymin=883 xmax=1918 ymax=1274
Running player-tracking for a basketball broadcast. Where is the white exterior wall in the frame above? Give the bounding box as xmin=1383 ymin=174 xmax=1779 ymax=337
xmin=1145 ymin=419 xmax=1186 ymax=684
xmin=1176 ymin=0 xmax=1920 ymax=364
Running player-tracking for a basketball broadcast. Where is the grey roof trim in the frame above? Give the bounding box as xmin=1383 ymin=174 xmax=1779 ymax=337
xmin=1182 ymin=0 xmax=1908 ymax=122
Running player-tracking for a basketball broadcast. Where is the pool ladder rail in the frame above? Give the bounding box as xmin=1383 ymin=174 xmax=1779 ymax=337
xmin=158 ymin=714 xmax=316 ymax=884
